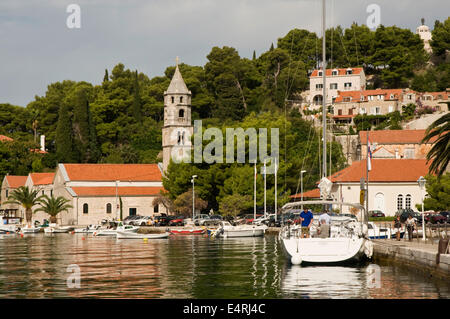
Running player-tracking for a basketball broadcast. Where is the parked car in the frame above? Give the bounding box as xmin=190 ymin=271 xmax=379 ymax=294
xmin=264 ymin=214 xmax=282 ymax=227
xmin=395 ymin=209 xmax=415 ymax=223
xmin=193 ymin=214 xmax=210 ymax=226
xmin=439 ymin=211 xmax=450 ymax=223
xmin=425 ymin=213 xmax=447 ymax=224
xmin=202 ymin=215 xmax=223 ymax=226
xmin=369 ymin=210 xmax=385 ymax=218
xmin=154 ymin=215 xmax=173 ymax=226
xmin=131 ymin=216 xmax=153 ymax=226
xmin=168 ymin=216 xmax=185 ymax=226
xmin=124 ymin=215 xmax=142 ymax=225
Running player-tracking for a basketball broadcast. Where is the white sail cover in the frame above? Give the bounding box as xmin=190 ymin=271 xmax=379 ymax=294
xmin=318 ymin=177 xmax=333 ymax=199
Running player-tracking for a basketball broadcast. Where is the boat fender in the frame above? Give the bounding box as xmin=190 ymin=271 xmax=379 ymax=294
xmin=291 ymin=254 xmax=302 ymax=265
xmin=364 ymin=240 xmax=373 ymax=258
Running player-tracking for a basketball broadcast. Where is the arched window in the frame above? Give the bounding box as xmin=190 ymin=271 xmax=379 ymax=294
xmin=182 ymin=131 xmax=185 ymax=145
xmin=171 ymin=96 xmax=174 ymax=103
xmin=177 ymin=131 xmax=181 ymax=145
xmin=106 ymin=203 xmax=112 ymax=214
xmin=405 ymin=194 xmax=411 ymax=209
xmin=179 ymin=109 xmax=185 ymax=118
xmin=397 ymin=195 xmax=403 ymax=211
xmin=83 ymin=203 xmax=89 ymax=214
xmin=180 ymin=96 xmax=183 ymax=103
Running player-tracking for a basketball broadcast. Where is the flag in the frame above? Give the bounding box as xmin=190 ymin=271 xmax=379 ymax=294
xmin=367 ymin=138 xmax=373 ymax=171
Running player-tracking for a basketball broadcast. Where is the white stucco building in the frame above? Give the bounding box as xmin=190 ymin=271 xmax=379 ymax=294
xmin=416 ymin=20 xmax=433 ymax=54
xmin=308 ymin=67 xmax=366 ymax=107
xmin=25 ymin=172 xmax=55 ymax=224
xmin=0 ymin=175 xmax=27 ymax=220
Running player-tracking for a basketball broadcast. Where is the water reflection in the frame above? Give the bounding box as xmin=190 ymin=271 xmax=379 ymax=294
xmin=0 ymin=233 xmax=448 ymax=298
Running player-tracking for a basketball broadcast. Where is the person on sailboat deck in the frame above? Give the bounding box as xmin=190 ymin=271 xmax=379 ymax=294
xmin=317 ymin=219 xmax=330 ymax=238
xmin=319 ymin=211 xmax=331 ymax=225
xmin=300 ymin=207 xmax=314 ymax=238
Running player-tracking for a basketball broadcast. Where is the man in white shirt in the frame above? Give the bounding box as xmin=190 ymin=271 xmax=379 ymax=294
xmin=319 ymin=211 xmax=331 ymax=225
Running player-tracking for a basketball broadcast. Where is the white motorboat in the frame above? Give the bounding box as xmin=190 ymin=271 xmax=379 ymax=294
xmin=368 ymin=221 xmax=404 ymax=239
xmin=279 ymin=200 xmax=373 ymax=265
xmin=0 ymin=216 xmax=19 ymax=233
xmin=44 ymin=224 xmax=69 ymax=233
xmin=74 ymin=224 xmax=102 ymax=233
xmin=212 ymin=221 xmax=267 ymax=238
xmin=94 ymin=224 xmax=139 ymax=236
xmin=116 ymin=231 xmax=170 ymax=239
xmin=21 ymin=225 xmax=41 ymax=234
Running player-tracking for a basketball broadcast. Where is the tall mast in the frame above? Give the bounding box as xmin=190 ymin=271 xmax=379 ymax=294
xmin=322 ymin=0 xmax=327 ymax=179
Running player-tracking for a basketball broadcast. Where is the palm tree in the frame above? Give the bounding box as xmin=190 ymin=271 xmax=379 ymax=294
xmin=4 ymin=186 xmax=43 ymax=226
xmin=35 ymin=195 xmax=73 ymax=224
xmin=422 ymin=112 xmax=450 ymax=177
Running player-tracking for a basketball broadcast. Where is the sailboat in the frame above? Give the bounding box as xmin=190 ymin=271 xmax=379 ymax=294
xmin=279 ymin=0 xmax=372 ymax=265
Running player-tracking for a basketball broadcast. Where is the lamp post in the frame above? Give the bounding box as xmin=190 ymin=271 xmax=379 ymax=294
xmin=417 ymin=176 xmax=426 ymax=241
xmin=115 ymin=180 xmax=119 ymax=221
xmin=191 ymin=175 xmax=197 ymax=221
xmin=300 ymin=170 xmax=307 ymax=210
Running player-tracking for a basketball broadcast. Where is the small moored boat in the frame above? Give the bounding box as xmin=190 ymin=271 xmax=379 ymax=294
xmin=116 ymin=231 xmax=170 ymax=239
xmin=170 ymin=228 xmax=206 ymax=235
xmin=212 ymin=221 xmax=267 ymax=238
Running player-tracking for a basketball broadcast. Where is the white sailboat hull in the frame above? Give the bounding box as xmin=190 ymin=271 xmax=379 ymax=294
xmin=22 ymin=227 xmax=41 ymax=233
xmin=281 ymin=236 xmax=369 ymax=264
xmin=94 ymin=226 xmax=139 ymax=236
xmin=217 ymin=224 xmax=267 ymax=238
xmin=116 ymin=231 xmax=169 ymax=239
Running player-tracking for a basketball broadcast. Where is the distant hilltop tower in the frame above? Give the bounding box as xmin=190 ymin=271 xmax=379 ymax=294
xmin=162 ymin=57 xmax=193 ymax=172
xmin=416 ymin=18 xmax=433 ymax=54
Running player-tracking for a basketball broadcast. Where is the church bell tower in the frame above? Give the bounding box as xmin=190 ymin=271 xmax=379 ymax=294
xmin=162 ymin=58 xmax=193 ymax=172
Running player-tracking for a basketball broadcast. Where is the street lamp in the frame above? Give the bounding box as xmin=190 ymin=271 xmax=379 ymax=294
xmin=417 ymin=176 xmax=426 ymax=241
xmin=300 ymin=170 xmax=307 ymax=210
xmin=115 ymin=180 xmax=120 ymax=221
xmin=191 ymin=175 xmax=197 ymax=221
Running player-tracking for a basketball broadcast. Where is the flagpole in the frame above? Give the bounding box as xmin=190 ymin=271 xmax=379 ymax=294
xmin=264 ymin=160 xmax=267 ymax=219
xmin=366 ymin=129 xmax=369 ymax=222
xmin=254 ymin=161 xmax=257 ymax=221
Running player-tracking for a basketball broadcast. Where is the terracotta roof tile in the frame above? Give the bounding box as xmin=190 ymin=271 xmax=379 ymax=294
xmin=71 ymin=186 xmax=165 ymax=197
xmin=335 ymin=89 xmax=403 ymax=103
xmin=0 ymin=135 xmax=14 ymax=142
xmin=30 ymin=173 xmax=55 ymax=185
xmin=311 ymin=68 xmax=364 ymax=77
xmin=359 ymin=130 xmax=437 ymax=145
xmin=62 ymin=164 xmax=162 ymax=182
xmin=291 ymin=188 xmax=320 ymax=199
xmin=5 ymin=176 xmax=27 ymax=188
xmin=329 ymin=159 xmax=431 ymax=183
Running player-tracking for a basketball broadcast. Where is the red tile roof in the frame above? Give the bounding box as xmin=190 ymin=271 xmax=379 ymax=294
xmin=311 ymin=68 xmax=364 ymax=77
xmin=0 ymin=135 xmax=14 ymax=142
xmin=5 ymin=176 xmax=27 ymax=188
xmin=71 ymin=186 xmax=165 ymax=197
xmin=291 ymin=188 xmax=320 ymax=199
xmin=329 ymin=159 xmax=431 ymax=183
xmin=335 ymin=89 xmax=403 ymax=103
xmin=30 ymin=173 xmax=55 ymax=185
xmin=359 ymin=130 xmax=437 ymax=145
xmin=62 ymin=164 xmax=162 ymax=182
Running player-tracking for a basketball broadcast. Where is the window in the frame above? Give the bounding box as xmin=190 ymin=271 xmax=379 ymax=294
xmin=344 ymin=82 xmax=352 ymax=89
xmin=318 ymin=71 xmax=323 ymax=76
xmin=83 ymin=203 xmax=89 ymax=214
xmin=180 ymin=96 xmax=183 ymax=103
xmin=182 ymin=131 xmax=185 ymax=145
xmin=106 ymin=203 xmax=112 ymax=214
xmin=316 ymin=84 xmax=323 ymax=90
xmin=129 ymin=208 xmax=137 ymax=216
xmin=179 ymin=109 xmax=185 ymax=118
xmin=397 ymin=195 xmax=403 ymax=211
xmin=346 ymin=69 xmax=353 ymax=75
xmin=171 ymin=96 xmax=174 ymax=103
xmin=50 ymin=190 xmax=53 ymax=197
xmin=388 ymin=105 xmax=393 ymax=113
xmin=332 ymin=70 xmax=338 ymax=76
xmin=177 ymin=131 xmax=181 ymax=145
xmin=343 ymin=97 xmax=351 ymax=102
xmin=348 ymin=108 xmax=353 ymax=115
xmin=330 ymin=83 xmax=338 ymax=90
xmin=42 ymin=190 xmax=45 ymax=196
xmin=404 ymin=148 xmax=414 ymax=159
xmin=338 ymin=109 xmax=343 ymax=115
xmin=405 ymin=195 xmax=411 ymax=209
xmin=375 ymin=107 xmax=381 ymax=115
xmin=154 ymin=205 xmax=159 ymax=213
xmin=360 ymin=107 xmax=366 ymax=114
xmin=5 ymin=189 xmax=8 ymax=198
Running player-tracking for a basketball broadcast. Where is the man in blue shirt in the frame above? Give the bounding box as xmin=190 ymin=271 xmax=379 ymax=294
xmin=300 ymin=207 xmax=314 ymax=238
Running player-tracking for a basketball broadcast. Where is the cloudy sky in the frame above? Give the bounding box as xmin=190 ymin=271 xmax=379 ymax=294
xmin=1 ymin=0 xmax=448 ymax=107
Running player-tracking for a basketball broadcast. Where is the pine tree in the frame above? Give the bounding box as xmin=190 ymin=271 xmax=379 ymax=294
xmin=103 ymin=69 xmax=109 ymax=82
xmin=55 ymin=103 xmax=74 ymax=163
xmin=132 ymin=70 xmax=142 ymax=123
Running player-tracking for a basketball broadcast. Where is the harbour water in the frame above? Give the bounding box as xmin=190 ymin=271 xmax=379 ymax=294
xmin=0 ymin=233 xmax=449 ymax=298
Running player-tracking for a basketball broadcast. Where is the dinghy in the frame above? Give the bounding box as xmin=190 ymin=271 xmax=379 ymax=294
xmin=170 ymin=228 xmax=206 ymax=235
xmin=116 ymin=231 xmax=170 ymax=239
xmin=212 ymin=221 xmax=267 ymax=238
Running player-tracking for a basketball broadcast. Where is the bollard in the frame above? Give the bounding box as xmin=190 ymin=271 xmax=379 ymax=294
xmin=437 ymin=238 xmax=449 ymax=264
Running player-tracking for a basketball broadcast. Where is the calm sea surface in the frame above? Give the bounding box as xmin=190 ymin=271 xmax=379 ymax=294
xmin=0 ymin=233 xmax=448 ymax=298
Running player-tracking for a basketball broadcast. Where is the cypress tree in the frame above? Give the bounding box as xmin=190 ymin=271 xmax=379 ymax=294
xmin=103 ymin=69 xmax=109 ymax=82
xmin=87 ymin=101 xmax=100 ymax=163
xmin=55 ymin=103 xmax=74 ymax=163
xmin=252 ymin=50 xmax=256 ymax=60
xmin=270 ymin=43 xmax=274 ymax=51
xmin=72 ymin=87 xmax=90 ymax=162
xmin=132 ymin=70 xmax=142 ymax=123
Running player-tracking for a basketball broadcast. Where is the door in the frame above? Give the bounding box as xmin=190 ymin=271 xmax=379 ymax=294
xmin=129 ymin=208 xmax=137 ymax=216
xmin=374 ymin=193 xmax=385 ymax=213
